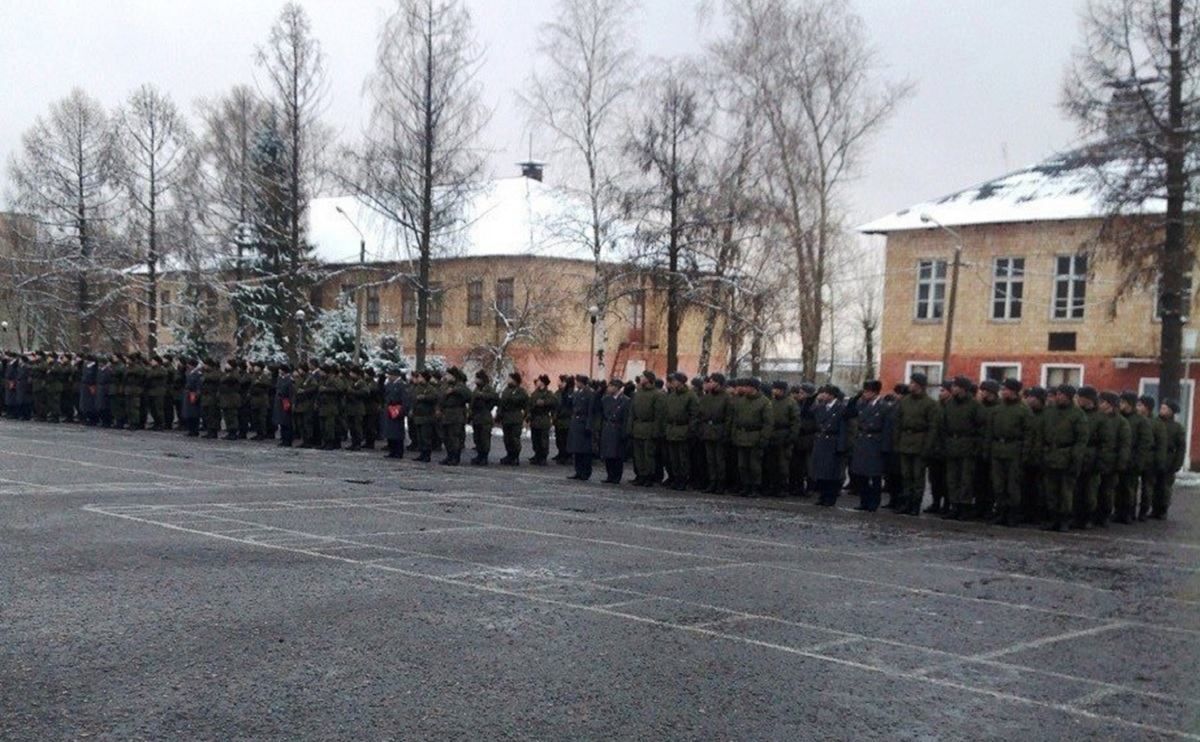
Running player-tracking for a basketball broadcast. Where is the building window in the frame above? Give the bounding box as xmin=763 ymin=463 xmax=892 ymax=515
xmin=365 ymin=287 xmax=380 ymax=327
xmin=160 ymin=290 xmax=171 ymax=325
xmin=631 ymin=290 xmax=646 ymax=330
xmin=1053 ymin=255 xmax=1087 ymax=320
xmin=1155 ymin=271 xmax=1193 ymax=323
xmin=340 ymin=283 xmax=355 ymax=305
xmin=428 ymin=282 xmax=443 ymax=327
xmin=1042 ymin=364 xmax=1084 ymax=388
xmin=905 ymin=360 xmax=943 ymax=385
xmin=401 ymin=283 xmax=416 ymax=327
xmin=403 ymin=283 xmax=442 ymax=327
xmin=914 ymin=259 xmax=947 ymax=321
xmin=981 ymin=363 xmax=1021 ymax=383
xmin=467 ymin=280 xmax=483 ymax=326
xmin=495 ymin=278 xmax=515 ymax=324
xmin=991 ymin=257 xmax=1024 ymax=320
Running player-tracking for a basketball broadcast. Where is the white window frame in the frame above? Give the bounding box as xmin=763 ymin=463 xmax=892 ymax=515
xmin=1138 ymin=377 xmax=1194 ymax=469
xmin=1153 ymin=270 xmax=1193 ymax=324
xmin=1041 ymin=363 xmax=1085 ymax=388
xmin=1051 ymin=254 xmax=1088 ymax=321
xmin=913 ymin=258 xmax=947 ymax=322
xmin=980 ymin=362 xmax=1022 ymax=383
xmin=991 ymin=257 xmax=1025 ymax=321
xmin=905 ymin=360 xmax=944 ymax=385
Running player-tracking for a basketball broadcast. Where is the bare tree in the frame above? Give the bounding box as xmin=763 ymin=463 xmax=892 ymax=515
xmin=523 ymin=0 xmax=639 ymax=372
xmin=714 ymin=0 xmax=911 ymax=380
xmin=624 ymin=60 xmax=709 ymax=373
xmin=255 ymin=1 xmax=328 ymax=355
xmin=467 ymin=271 xmax=570 ymax=383
xmin=7 ymin=88 xmax=120 ymax=351
xmin=690 ymin=103 xmax=766 ymax=376
xmin=1063 ymin=0 xmax=1200 ymax=404
xmin=194 ymin=85 xmax=270 ymax=348
xmin=335 ymin=0 xmax=486 ymax=370
xmin=113 ymin=84 xmax=194 ymax=352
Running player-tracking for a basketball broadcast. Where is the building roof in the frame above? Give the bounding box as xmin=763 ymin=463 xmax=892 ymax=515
xmin=856 ymin=148 xmax=1164 ymax=234
xmin=309 ymin=176 xmax=612 ymax=265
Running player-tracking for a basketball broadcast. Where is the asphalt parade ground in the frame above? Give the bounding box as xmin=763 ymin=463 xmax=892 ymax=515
xmin=1 ymin=422 xmax=1198 ymax=740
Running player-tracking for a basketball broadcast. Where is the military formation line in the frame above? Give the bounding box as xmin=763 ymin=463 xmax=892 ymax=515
xmin=0 ymin=351 xmax=1186 ymax=531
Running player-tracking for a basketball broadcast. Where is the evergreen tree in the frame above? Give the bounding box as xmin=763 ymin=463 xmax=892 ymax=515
xmin=230 ymin=113 xmax=315 ymax=358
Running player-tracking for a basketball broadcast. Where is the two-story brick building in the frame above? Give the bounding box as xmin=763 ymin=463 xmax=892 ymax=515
xmin=859 ymin=149 xmax=1198 ymax=467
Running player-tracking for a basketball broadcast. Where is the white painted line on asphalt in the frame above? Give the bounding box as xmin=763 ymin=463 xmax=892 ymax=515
xmin=81 ymin=506 xmax=1200 ymax=742
xmin=365 ymin=500 xmax=1200 ymax=626
xmin=329 ymin=525 xmax=500 ymax=538
xmin=1067 ymin=686 xmax=1124 ymax=708
xmin=686 ymin=614 xmax=752 ymax=630
xmin=592 ymin=561 xmax=761 ymax=583
xmin=0 ymin=448 xmax=212 ymax=486
xmin=800 ymin=637 xmax=864 ymax=653
xmin=969 ymin=622 xmax=1132 ymax=662
xmin=364 ymin=503 xmax=743 ymax=566
xmin=87 ymin=503 xmax=1196 ymax=711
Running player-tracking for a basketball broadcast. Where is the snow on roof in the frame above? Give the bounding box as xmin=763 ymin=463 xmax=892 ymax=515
xmin=309 ymin=176 xmax=614 ymax=265
xmin=856 ymin=148 xmax=1165 ymax=234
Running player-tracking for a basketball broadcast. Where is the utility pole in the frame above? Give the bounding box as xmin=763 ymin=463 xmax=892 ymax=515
xmin=336 ymin=205 xmax=367 ymax=362
xmin=921 ymin=213 xmax=964 ymax=382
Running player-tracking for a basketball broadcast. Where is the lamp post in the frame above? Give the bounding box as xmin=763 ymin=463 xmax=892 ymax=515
xmin=294 ymin=309 xmax=307 ymax=364
xmin=335 ymin=204 xmax=368 ymax=362
xmin=588 ymin=305 xmax=600 ymax=378
xmin=920 ymin=212 xmax=964 ymax=382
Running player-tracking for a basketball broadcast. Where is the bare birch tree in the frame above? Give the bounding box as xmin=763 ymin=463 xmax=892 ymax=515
xmin=624 ymin=60 xmax=711 ymax=374
xmin=194 ymin=85 xmax=270 ymax=348
xmin=714 ymin=0 xmax=911 ymax=380
xmin=1062 ymin=0 xmax=1200 ymax=404
xmin=335 ymin=0 xmax=486 ymax=370
xmin=7 ymin=88 xmax=120 ymax=351
xmin=113 ymin=84 xmax=194 ymax=352
xmin=523 ymin=0 xmax=639 ymax=373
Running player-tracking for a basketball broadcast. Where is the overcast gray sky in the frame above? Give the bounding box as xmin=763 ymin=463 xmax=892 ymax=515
xmin=0 ymin=0 xmax=1087 ymax=228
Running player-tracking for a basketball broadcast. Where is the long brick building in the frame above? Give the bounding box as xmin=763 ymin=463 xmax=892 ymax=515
xmin=152 ymin=170 xmax=727 ymax=382
xmin=859 ymin=150 xmax=1198 ymax=468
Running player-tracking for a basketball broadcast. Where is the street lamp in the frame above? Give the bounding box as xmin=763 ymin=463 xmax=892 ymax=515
xmin=919 ymin=212 xmax=964 ymax=382
xmin=588 ymin=304 xmax=600 ymax=379
xmin=335 ymin=204 xmax=368 ymax=361
xmin=294 ymin=309 xmax=307 ymax=364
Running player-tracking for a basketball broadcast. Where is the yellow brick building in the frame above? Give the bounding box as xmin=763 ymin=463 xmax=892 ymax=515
xmin=860 ymin=150 xmax=1198 ymax=465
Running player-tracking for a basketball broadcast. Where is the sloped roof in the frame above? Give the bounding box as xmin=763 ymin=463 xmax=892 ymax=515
xmin=857 ymin=148 xmax=1165 ymax=234
xmin=309 ymin=176 xmax=613 ymax=265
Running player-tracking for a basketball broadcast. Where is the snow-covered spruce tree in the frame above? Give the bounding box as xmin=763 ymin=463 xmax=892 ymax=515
xmin=230 ymin=114 xmax=316 ymax=360
xmin=244 ymin=331 xmax=289 ymax=364
xmin=311 ymin=300 xmax=357 ymax=363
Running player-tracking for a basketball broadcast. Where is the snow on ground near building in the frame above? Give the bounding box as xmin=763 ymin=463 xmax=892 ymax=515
xmin=309 ymin=176 xmax=617 ymax=265
xmin=857 ymin=148 xmax=1167 ymax=233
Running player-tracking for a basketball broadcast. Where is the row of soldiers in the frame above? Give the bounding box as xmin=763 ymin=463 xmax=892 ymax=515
xmin=887 ymin=373 xmax=1185 ymax=529
xmin=1 ymin=351 xmax=1186 ymax=527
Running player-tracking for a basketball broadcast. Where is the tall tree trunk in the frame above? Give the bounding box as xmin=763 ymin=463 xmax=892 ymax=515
xmin=666 ymin=188 xmax=680 ymax=374
xmin=1160 ymin=0 xmax=1187 ymax=406
xmin=147 ymin=158 xmax=158 ymax=353
xmin=415 ymin=12 xmax=435 ymax=371
xmin=697 ymin=303 xmax=717 ymax=377
xmin=750 ymin=293 xmax=764 ymax=377
xmin=863 ymin=320 xmax=876 ymax=381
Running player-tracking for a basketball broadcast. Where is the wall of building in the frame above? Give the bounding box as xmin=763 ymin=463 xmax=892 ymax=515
xmin=880 ymin=218 xmax=1200 ymax=466
xmin=152 ymin=255 xmax=729 ymax=382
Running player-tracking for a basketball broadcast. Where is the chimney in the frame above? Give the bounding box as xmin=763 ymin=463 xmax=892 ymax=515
xmin=518 ymin=161 xmax=545 ymax=182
